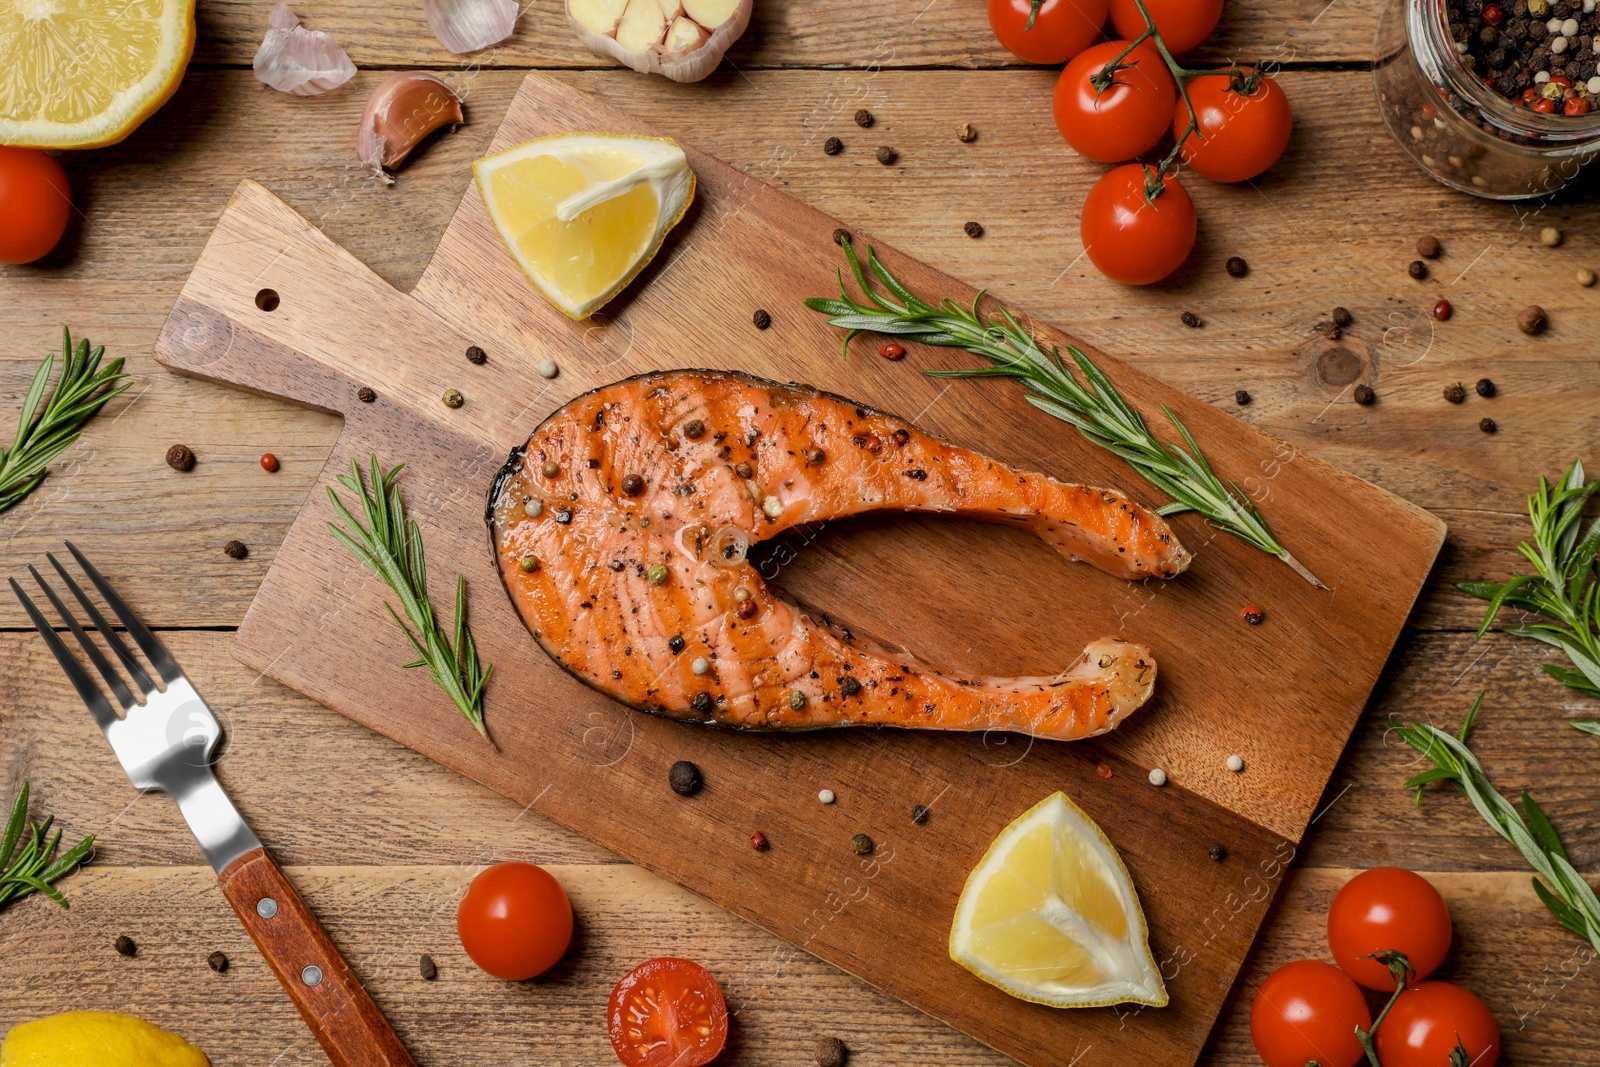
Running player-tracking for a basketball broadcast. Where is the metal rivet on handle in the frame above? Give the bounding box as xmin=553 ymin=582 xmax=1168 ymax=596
xmin=302 ymin=965 xmax=323 ymax=987
xmin=256 ymin=897 xmax=278 ymax=919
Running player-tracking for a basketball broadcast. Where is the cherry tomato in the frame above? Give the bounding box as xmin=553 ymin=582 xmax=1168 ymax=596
xmin=1109 ymin=0 xmax=1223 ymax=55
xmin=1173 ymin=69 xmax=1293 ymax=183
xmin=1249 ymin=959 xmax=1372 ymax=1067
xmin=1328 ymin=867 xmax=1453 ymax=991
xmin=1080 ymin=164 xmax=1196 ymax=285
xmin=986 ymin=0 xmax=1109 ymax=65
xmin=1374 ymin=981 xmax=1501 ymax=1067
xmin=607 ymin=957 xmax=729 ymax=1067
xmin=456 ymin=861 xmax=573 ymax=980
xmin=1055 ymin=40 xmax=1177 ymax=163
xmin=0 ymin=147 xmax=71 ymax=265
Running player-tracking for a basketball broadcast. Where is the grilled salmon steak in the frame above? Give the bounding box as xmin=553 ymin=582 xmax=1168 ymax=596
xmin=490 ymin=370 xmax=1190 ymax=741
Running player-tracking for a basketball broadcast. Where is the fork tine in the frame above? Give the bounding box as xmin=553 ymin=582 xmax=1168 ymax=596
xmin=9 ymin=577 xmax=119 ymax=734
xmin=29 ymin=565 xmax=140 ymax=711
xmin=46 ymin=551 xmax=157 ymax=696
xmin=62 ymin=541 xmax=181 ymax=685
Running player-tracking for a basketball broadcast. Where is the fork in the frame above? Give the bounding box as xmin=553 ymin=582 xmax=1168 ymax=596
xmin=12 ymin=542 xmax=417 ymax=1067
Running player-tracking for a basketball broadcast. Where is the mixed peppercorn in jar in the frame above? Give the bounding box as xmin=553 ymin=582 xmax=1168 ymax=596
xmin=1376 ymin=0 xmax=1600 ymax=197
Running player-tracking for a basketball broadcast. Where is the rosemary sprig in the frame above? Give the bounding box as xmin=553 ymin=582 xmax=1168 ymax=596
xmin=327 ymin=455 xmax=493 ymax=744
xmin=803 ymin=238 xmax=1323 ymax=587
xmin=0 ymin=327 xmax=130 ymax=514
xmin=1460 ymin=459 xmax=1600 ymax=708
xmin=0 ymin=782 xmax=95 ymax=912
xmin=1395 ymin=694 xmax=1600 ymax=954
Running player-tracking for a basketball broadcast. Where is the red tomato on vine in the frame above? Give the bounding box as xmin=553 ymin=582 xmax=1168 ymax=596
xmin=1326 ymin=866 xmax=1452 ymax=991
xmin=1249 ymin=959 xmax=1372 ymax=1067
xmin=1080 ymin=164 xmax=1196 ymax=285
xmin=1173 ymin=68 xmax=1293 ymax=183
xmin=1374 ymin=981 xmax=1501 ymax=1067
xmin=1109 ymin=0 xmax=1224 ymax=56
xmin=1054 ymin=39 xmax=1177 ymax=163
xmin=986 ymin=0 xmax=1109 ymax=65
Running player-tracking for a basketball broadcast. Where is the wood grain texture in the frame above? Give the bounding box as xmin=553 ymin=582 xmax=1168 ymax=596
xmin=217 ymin=848 xmax=418 ymax=1067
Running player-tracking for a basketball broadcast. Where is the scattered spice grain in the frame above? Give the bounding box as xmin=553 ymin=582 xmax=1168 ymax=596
xmin=963 ymin=221 xmax=983 ymax=238
xmin=518 ymin=555 xmax=539 ymax=573
xmin=736 ymin=599 xmax=758 ymax=620
xmin=1226 ymin=755 xmax=1245 ymax=773
xmin=891 ymin=429 xmax=910 ymax=447
xmin=734 ymin=461 xmax=752 ymax=479
xmin=879 ymin=343 xmax=906 ymax=360
xmin=1579 ymin=268 xmax=1597 ymax=287
xmin=1476 ymin=377 xmax=1497 ymax=397
xmin=854 ymin=108 xmax=873 ymax=127
xmin=1180 ymin=311 xmax=1201 ymax=328
xmin=752 ymin=309 xmax=771 ymax=330
xmin=957 ymin=122 xmax=978 ymax=142
xmin=1332 ymin=306 xmax=1354 ymax=328
xmin=1242 ymin=605 xmax=1265 ymax=625
xmin=114 ymin=935 xmax=137 ymax=958
xmin=684 ymin=419 xmax=706 ymax=440
xmin=1408 ymin=260 xmax=1429 ymax=280
xmin=1208 ymin=844 xmax=1228 ymax=862
xmin=538 ymin=358 xmax=559 ymax=379
xmin=223 ymin=540 xmax=248 ymax=560
xmin=524 ymin=499 xmax=544 ymax=517
xmin=541 ymin=459 xmax=560 ymax=477
xmin=787 ymin=690 xmax=807 ymax=710
xmin=1148 ymin=768 xmax=1168 ymax=787
xmin=260 ymin=452 xmax=278 ymax=472
xmin=750 ymin=830 xmax=770 ymax=851
xmin=1518 ymin=305 xmax=1548 ymax=334
xmin=669 ymin=760 xmax=702 ymax=796
xmin=911 ymin=804 xmax=929 ymax=824
xmin=1225 ymin=256 xmax=1249 ymax=278
xmin=441 ymin=388 xmax=464 ymax=409
xmin=692 ymin=656 xmax=710 ymax=674
xmin=1416 ymin=235 xmax=1442 ymax=259
xmin=823 ymin=136 xmax=843 ymax=156
xmin=357 ymin=386 xmax=376 ymax=403
xmin=1433 ymin=298 xmax=1453 ymax=321
xmin=816 ymin=1036 xmax=849 ymax=1067
xmin=1316 ymin=320 xmax=1341 ymax=341
xmin=647 ymin=563 xmax=669 ymax=585
xmin=833 ymin=228 xmax=851 ymax=245
xmin=818 ymin=789 xmax=836 ymax=804
xmin=1480 ymin=417 xmax=1498 ymax=434
xmin=1096 ymin=762 xmax=1114 ymax=779
xmin=1541 ymin=226 xmax=1564 ymax=248
xmin=1235 ymin=389 xmax=1251 ymax=405
xmin=208 ymin=951 xmax=229 ymax=973
xmin=465 ymin=345 xmax=487 ymax=364
xmin=622 ymin=473 xmax=644 ymax=496
xmin=419 ymin=954 xmax=438 ymax=980
xmin=1353 ymin=384 xmax=1376 ymax=405
xmin=875 ymin=146 xmax=897 ymax=165
xmin=1444 ymin=382 xmax=1467 ymax=404
xmin=165 ymin=444 xmax=195 ymax=472
xmin=850 ymin=833 xmax=875 ymax=855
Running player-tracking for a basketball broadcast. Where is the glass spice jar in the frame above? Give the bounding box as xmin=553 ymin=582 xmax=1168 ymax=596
xmin=1374 ymin=0 xmax=1600 ymax=198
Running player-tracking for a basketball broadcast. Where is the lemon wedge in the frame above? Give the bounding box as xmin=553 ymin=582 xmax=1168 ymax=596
xmin=949 ymin=791 xmax=1167 ymax=1009
xmin=474 ymin=133 xmax=695 ymax=320
xmin=0 ymin=0 xmax=195 ymax=148
xmin=1 ymin=1011 xmax=209 ymax=1067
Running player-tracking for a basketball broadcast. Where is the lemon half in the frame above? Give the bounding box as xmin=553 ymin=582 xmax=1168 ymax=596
xmin=474 ymin=132 xmax=695 ymax=320
xmin=0 ymin=0 xmax=195 ymax=148
xmin=949 ymin=791 xmax=1167 ymax=1009
xmin=1 ymin=1011 xmax=208 ymax=1067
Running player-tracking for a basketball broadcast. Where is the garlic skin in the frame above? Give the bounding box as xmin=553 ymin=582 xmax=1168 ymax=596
xmin=567 ymin=0 xmax=751 ymax=82
xmin=424 ymin=0 xmax=517 ymax=53
xmin=356 ymin=73 xmax=464 ymax=184
xmin=252 ymin=2 xmax=357 ymax=96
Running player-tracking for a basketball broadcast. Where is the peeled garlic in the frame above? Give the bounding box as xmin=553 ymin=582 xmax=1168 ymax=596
xmin=252 ymin=2 xmax=356 ymax=97
xmin=567 ymin=0 xmax=750 ymax=82
xmin=356 ymin=73 xmax=464 ymax=184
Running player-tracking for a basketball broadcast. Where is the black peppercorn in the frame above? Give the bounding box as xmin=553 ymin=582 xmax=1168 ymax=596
xmin=419 ymin=954 xmax=438 ymax=980
xmin=465 ymin=345 xmax=487 ymax=364
xmin=840 ymin=676 xmax=861 ymax=696
xmin=1208 ymin=844 xmax=1228 ymax=862
xmin=555 ymin=508 xmax=573 ymax=524
xmin=207 ymin=950 xmax=229 ymax=972
xmin=875 ymin=146 xmax=897 ymax=165
xmin=854 ymin=108 xmax=873 ymax=127
xmin=823 ymin=136 xmax=843 ymax=155
xmin=963 ymin=220 xmax=983 ymax=238
xmin=1444 ymin=382 xmax=1467 ymax=404
xmin=1408 ymin=260 xmax=1429 ymax=280
xmin=357 ymin=386 xmax=376 ymax=403
xmin=223 ymin=540 xmax=248 ymax=560
xmin=692 ymin=691 xmax=713 ymax=713
xmin=1480 ymin=417 xmax=1498 ymax=434
xmin=816 ymin=1036 xmax=849 ymax=1067
xmin=1475 ymin=377 xmax=1496 ymax=397
xmin=734 ymin=462 xmax=752 ymax=479
xmin=891 ymin=429 xmax=910 ymax=447
xmin=1225 ymin=256 xmax=1249 ymax=278
xmin=1181 ymin=311 xmax=1201 ymax=328
xmin=684 ymin=419 xmax=706 ymax=440
xmin=1332 ymin=306 xmax=1354 ymax=328
xmin=833 ymin=228 xmax=851 ymax=246
xmin=669 ymin=635 xmax=685 ymax=654
xmin=752 ymin=309 xmax=771 ymax=330
xmin=1353 ymin=384 xmax=1376 ymax=405
xmin=911 ymin=804 xmax=930 ymax=825
xmin=1235 ymin=389 xmax=1251 ymax=405
xmin=669 ymin=760 xmax=702 ymax=796
xmin=114 ymin=935 xmax=137 ymax=957
xmin=622 ymin=473 xmax=644 ymax=496
xmin=165 ymin=444 xmax=195 ymax=472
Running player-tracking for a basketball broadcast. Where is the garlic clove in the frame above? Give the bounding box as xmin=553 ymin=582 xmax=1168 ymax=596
xmin=681 ymin=0 xmax=740 ymax=30
xmin=252 ymin=2 xmax=356 ymax=97
xmin=356 ymin=72 xmax=464 ymax=184
xmin=656 ymin=0 xmax=684 ymax=21
xmin=423 ymin=0 xmax=517 ymax=53
xmin=660 ymin=14 xmax=706 ymax=53
xmin=569 ymin=0 xmax=629 ymax=36
xmin=615 ymin=0 xmax=667 ymax=53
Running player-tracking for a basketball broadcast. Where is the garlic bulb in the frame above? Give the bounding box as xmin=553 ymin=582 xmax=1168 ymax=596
xmin=252 ymin=2 xmax=356 ymax=97
xmin=567 ymin=0 xmax=750 ymax=83
xmin=423 ymin=0 xmax=518 ymax=53
xmin=356 ymin=73 xmax=464 ymax=184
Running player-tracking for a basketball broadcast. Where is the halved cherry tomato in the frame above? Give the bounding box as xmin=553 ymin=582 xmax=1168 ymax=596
xmin=1054 ymin=39 xmax=1177 ymax=163
xmin=1374 ymin=981 xmax=1501 ymax=1067
xmin=1080 ymin=164 xmax=1196 ymax=285
xmin=986 ymin=0 xmax=1109 ymax=65
xmin=456 ymin=861 xmax=573 ymax=980
xmin=1173 ymin=69 xmax=1293 ymax=183
xmin=1249 ymin=959 xmax=1372 ymax=1067
xmin=607 ymin=957 xmax=729 ymax=1067
xmin=1108 ymin=0 xmax=1224 ymax=56
xmin=1328 ymin=866 xmax=1453 ymax=991
xmin=0 ymin=147 xmax=71 ymax=265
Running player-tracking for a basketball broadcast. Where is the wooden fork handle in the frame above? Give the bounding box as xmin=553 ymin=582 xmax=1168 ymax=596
xmin=218 ymin=847 xmax=418 ymax=1067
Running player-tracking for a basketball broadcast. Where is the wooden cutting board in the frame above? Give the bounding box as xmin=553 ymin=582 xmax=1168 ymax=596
xmin=154 ymin=73 xmax=1444 ymax=1067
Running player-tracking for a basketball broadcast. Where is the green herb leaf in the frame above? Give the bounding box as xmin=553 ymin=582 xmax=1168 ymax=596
xmin=327 ymin=455 xmax=494 ymax=745
xmin=1573 ymin=720 xmax=1600 ymax=737
xmin=804 ymin=239 xmax=1322 ymax=587
xmin=0 ymin=783 xmax=93 ymax=912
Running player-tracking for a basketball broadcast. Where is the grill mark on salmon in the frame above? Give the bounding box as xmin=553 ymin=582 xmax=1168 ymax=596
xmin=490 ymin=369 xmax=1190 ymax=741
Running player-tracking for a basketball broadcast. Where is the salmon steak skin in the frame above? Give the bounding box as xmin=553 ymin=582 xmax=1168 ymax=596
xmin=489 ymin=369 xmax=1191 ymax=741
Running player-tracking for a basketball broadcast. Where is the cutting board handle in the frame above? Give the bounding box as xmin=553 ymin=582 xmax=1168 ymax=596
xmin=219 ymin=847 xmax=418 ymax=1067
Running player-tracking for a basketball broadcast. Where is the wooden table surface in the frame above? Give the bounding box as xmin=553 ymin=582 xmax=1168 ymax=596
xmin=4 ymin=0 xmax=1600 ymax=1063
